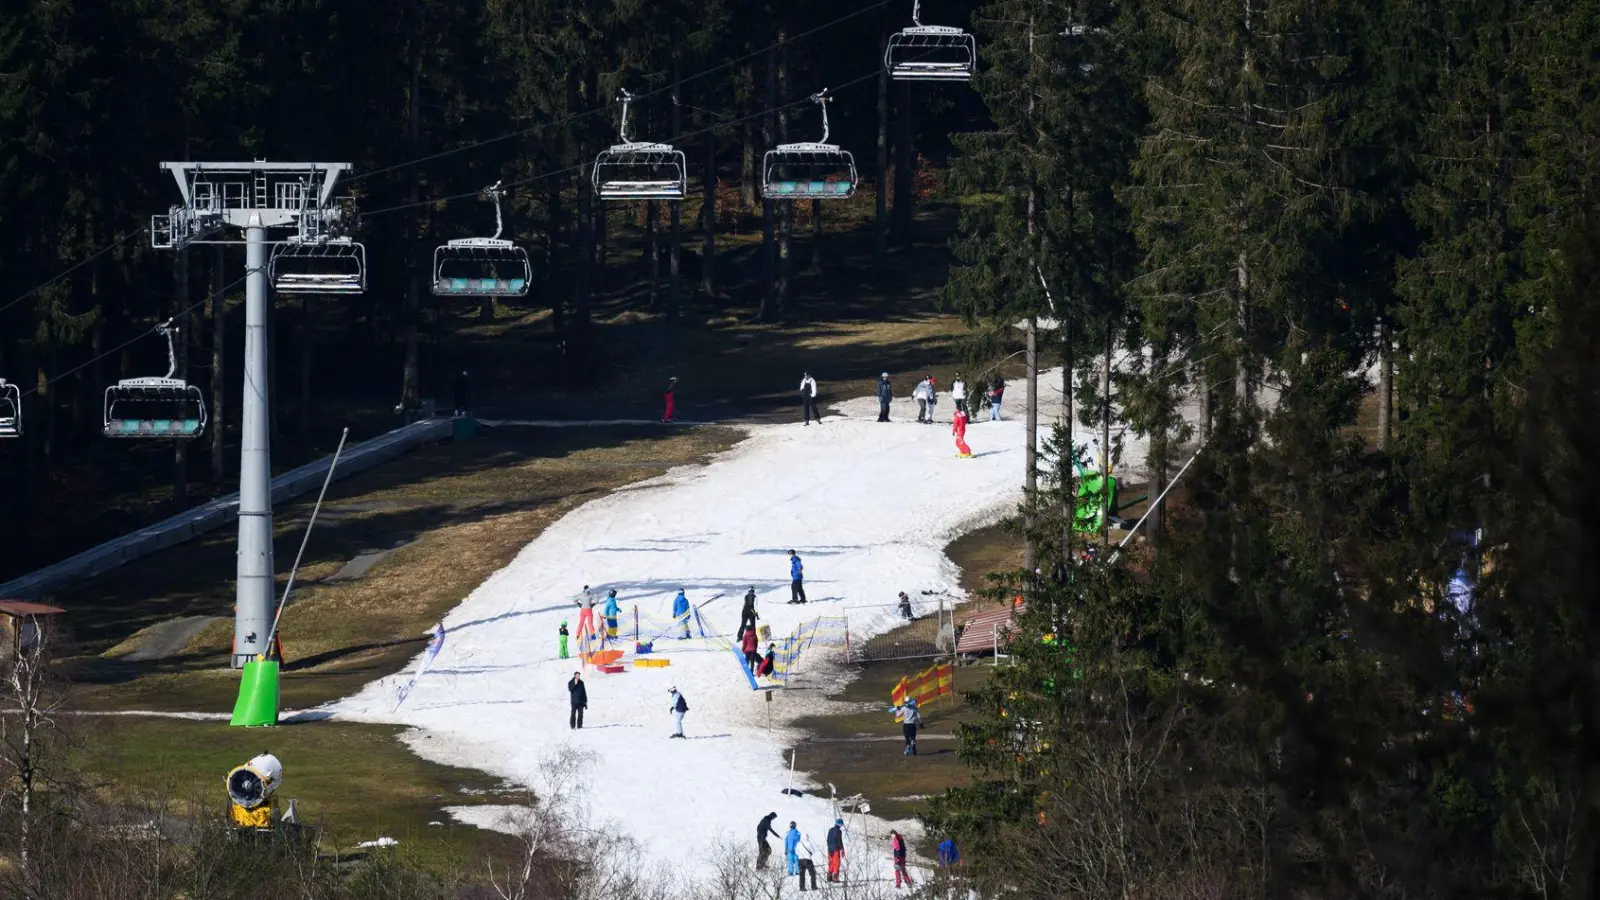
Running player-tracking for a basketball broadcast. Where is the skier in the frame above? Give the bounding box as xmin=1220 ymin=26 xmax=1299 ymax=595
xmin=953 ymin=407 xmax=972 ymax=458
xmin=567 ymin=671 xmax=587 ymax=729
xmin=951 ymin=371 xmax=967 ymax=415
xmin=925 ymin=375 xmax=939 ymax=423
xmin=558 ymin=621 xmax=570 ymax=659
xmin=757 ymin=811 xmax=781 ymax=869
xmin=890 ymin=830 xmax=913 ymax=888
xmin=668 ymin=686 xmax=688 ymax=738
xmin=672 ymin=589 xmax=692 ymax=639
xmin=572 ymin=586 xmax=597 ymax=648
xmin=898 ymin=591 xmax=913 ymax=621
xmin=988 ymin=373 xmax=1005 ymax=421
xmin=937 ymin=837 xmax=959 ymax=869
xmin=796 ymin=833 xmax=820 ymax=891
xmin=826 ymin=819 xmax=845 ymax=882
xmin=742 ymin=626 xmax=761 ymax=673
xmin=662 ymin=376 xmax=677 ymax=423
xmin=890 ymin=696 xmax=921 ymax=755
xmin=757 ymin=643 xmax=777 ymax=678
xmin=739 ymin=587 xmax=760 ymax=636
xmin=789 ymin=550 xmax=807 ymax=604
xmin=785 ymin=821 xmax=802 ymax=875
xmin=876 ymin=372 xmax=893 ymax=422
xmin=913 ymin=376 xmax=931 ymax=423
xmin=603 ymin=589 xmax=621 ymax=640
xmin=799 ymin=371 xmax=820 ymax=425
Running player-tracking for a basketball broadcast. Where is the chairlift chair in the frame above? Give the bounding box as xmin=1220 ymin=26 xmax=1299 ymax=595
xmin=432 ymin=181 xmax=531 ymax=297
xmin=0 ymin=378 xmax=19 ymax=438
xmin=269 ymin=236 xmax=367 ymax=294
xmin=885 ymin=0 xmax=977 ymax=82
xmin=593 ymin=89 xmax=688 ymax=201
xmin=761 ymin=90 xmax=858 ymax=200
xmin=103 ymin=320 xmax=207 ymax=439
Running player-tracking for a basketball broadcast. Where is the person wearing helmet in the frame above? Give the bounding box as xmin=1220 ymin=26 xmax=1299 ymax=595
xmin=890 ymin=696 xmax=921 ymax=755
xmin=876 ymin=372 xmax=893 ymax=422
xmin=826 ymin=818 xmax=845 ymax=881
xmin=558 ymin=620 xmax=570 ymax=659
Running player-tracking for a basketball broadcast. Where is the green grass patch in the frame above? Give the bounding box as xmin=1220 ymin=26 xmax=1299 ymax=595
xmin=73 ymin=716 xmax=521 ymax=869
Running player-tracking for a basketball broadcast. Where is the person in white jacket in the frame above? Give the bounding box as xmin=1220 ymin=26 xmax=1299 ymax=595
xmin=913 ymin=377 xmax=931 ymax=423
xmin=799 ymin=372 xmax=820 ymax=425
xmin=951 ymin=373 xmax=968 ymax=415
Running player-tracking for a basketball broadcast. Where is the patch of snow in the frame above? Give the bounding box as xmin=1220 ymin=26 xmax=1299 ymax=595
xmin=357 ymin=836 xmax=399 ymax=848
xmin=332 ymin=369 xmax=1193 ymax=878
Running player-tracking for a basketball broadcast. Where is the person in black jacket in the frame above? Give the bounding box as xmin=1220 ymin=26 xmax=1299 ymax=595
xmin=739 ymin=587 xmax=759 ymax=637
xmin=757 ymin=811 xmax=780 ymax=869
xmin=567 ymin=672 xmax=588 ymax=729
xmin=876 ymin=372 xmax=892 ymax=422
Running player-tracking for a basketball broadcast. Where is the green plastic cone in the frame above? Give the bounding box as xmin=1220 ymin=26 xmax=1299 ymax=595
xmin=230 ymin=659 xmax=281 ymax=727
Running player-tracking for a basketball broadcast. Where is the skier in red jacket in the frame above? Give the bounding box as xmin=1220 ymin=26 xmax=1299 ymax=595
xmin=952 ymin=407 xmax=972 ymax=458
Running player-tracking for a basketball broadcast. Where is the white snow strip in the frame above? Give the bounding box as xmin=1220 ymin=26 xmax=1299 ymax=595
xmin=330 ymin=368 xmax=1192 ymax=878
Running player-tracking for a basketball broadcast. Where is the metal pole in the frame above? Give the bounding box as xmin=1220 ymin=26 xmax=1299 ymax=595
xmin=235 ymin=217 xmax=275 ymax=668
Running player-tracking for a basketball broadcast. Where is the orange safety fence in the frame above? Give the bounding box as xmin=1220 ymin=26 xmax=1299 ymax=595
xmin=891 ymin=660 xmax=954 ymax=709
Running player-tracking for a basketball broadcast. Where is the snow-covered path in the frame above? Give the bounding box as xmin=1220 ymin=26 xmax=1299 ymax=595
xmin=331 ymin=370 xmax=1174 ymax=877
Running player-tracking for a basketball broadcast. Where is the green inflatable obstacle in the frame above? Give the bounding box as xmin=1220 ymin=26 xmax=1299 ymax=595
xmin=1073 ymin=462 xmax=1117 ymax=533
xmin=231 ymin=658 xmax=281 ymax=727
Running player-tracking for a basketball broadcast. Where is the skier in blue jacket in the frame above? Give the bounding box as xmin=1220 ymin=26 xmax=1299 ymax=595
xmin=785 ymin=822 xmax=802 ymax=875
xmin=788 ymin=550 xmax=807 ymax=604
xmin=876 ymin=372 xmax=893 ymax=422
xmin=602 ymin=590 xmax=621 ymax=639
xmin=672 ymin=589 xmax=691 ymax=638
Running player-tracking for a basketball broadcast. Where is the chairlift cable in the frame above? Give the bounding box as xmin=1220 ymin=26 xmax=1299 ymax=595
xmin=0 ymin=230 xmax=142 ymax=320
xmin=347 ymin=0 xmax=902 ymax=187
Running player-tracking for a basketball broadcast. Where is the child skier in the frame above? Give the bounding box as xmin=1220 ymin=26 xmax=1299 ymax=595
xmin=988 ymin=374 xmax=1005 ymax=421
xmin=663 ymin=377 xmax=677 ymax=423
xmin=603 ymin=589 xmax=621 ymax=639
xmin=826 ymin=819 xmax=845 ymax=882
xmin=673 ymin=589 xmax=692 ymax=638
xmin=890 ymin=830 xmax=913 ymax=888
xmin=951 ymin=371 xmax=968 ymax=415
xmin=890 ymin=697 xmax=921 ymax=755
xmin=898 ymin=591 xmax=913 ymax=620
xmin=572 ymin=586 xmax=597 ymax=647
xmin=757 ymin=643 xmax=777 ymax=678
xmin=952 ymin=407 xmax=972 ymax=458
xmin=558 ymin=621 xmax=569 ymax=659
xmin=668 ymin=687 xmax=688 ymax=738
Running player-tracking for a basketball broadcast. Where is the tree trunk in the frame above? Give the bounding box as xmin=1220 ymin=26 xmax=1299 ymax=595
xmin=646 ymin=200 xmax=659 ymax=308
xmin=669 ymin=59 xmax=682 ymax=321
xmin=776 ymin=43 xmax=791 ymax=314
xmin=702 ymin=127 xmax=717 ymax=297
xmin=211 ymin=245 xmax=226 ymax=479
xmin=1025 ymin=316 xmax=1038 ymax=572
xmin=173 ymin=248 xmax=189 ymax=509
xmin=400 ymin=52 xmax=423 ymax=414
xmin=300 ymin=294 xmax=312 ymax=440
xmin=1376 ymin=320 xmax=1391 ymax=450
xmin=1100 ymin=323 xmax=1113 ymax=546
xmin=741 ymin=64 xmax=758 ymax=210
xmin=876 ymin=34 xmax=889 ymax=261
xmin=808 ymin=200 xmax=823 ymax=275
xmin=594 ymin=192 xmax=607 ymax=295
xmin=891 ymin=82 xmax=914 ymax=245
xmin=757 ymin=43 xmax=777 ymax=321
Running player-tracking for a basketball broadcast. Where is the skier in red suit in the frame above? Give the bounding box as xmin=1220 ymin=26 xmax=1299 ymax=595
xmin=953 ymin=408 xmax=972 ymax=458
xmin=662 ymin=376 xmax=677 ymax=423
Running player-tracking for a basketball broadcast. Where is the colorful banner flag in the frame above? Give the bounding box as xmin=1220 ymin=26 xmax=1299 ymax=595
xmin=891 ymin=661 xmax=955 ymax=709
xmin=394 ymin=622 xmax=447 ymax=710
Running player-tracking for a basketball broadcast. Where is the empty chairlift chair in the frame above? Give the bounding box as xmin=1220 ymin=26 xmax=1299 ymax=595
xmin=593 ymin=89 xmax=688 ymax=201
xmin=0 ymin=378 xmax=19 ymax=438
xmin=268 ymin=236 xmax=367 ymax=295
xmin=103 ymin=319 xmax=207 ymax=439
xmin=762 ymin=89 xmax=858 ymax=201
xmin=432 ymin=181 xmax=531 ymax=297
xmin=885 ymin=0 xmax=977 ymax=82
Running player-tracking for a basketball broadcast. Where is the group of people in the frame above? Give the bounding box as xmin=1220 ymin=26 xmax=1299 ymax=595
xmin=661 ymin=369 xmax=1008 ymax=429
xmin=563 ymin=585 xmax=623 ymax=659
xmin=757 ymin=813 xmax=949 ymax=889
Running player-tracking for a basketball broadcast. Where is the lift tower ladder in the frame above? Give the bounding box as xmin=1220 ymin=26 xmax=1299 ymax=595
xmin=149 ymin=161 xmax=358 ymax=668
